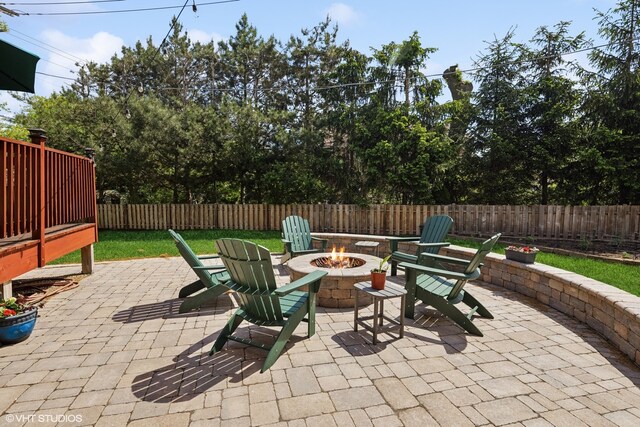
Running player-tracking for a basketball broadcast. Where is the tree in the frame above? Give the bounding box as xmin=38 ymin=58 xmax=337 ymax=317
xmin=524 ymin=22 xmax=587 ymax=204
xmin=580 ymin=0 xmax=640 ymax=204
xmin=467 ymin=30 xmax=532 ymax=204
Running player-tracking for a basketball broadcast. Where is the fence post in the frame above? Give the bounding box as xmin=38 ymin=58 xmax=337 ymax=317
xmin=29 ymin=128 xmax=47 ymax=267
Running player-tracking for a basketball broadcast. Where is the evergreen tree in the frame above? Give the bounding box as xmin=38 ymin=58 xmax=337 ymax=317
xmin=580 ymin=0 xmax=640 ymax=204
xmin=468 ymin=30 xmax=531 ymax=204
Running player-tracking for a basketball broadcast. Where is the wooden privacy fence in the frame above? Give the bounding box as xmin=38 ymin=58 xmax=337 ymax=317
xmin=97 ymin=204 xmax=640 ymax=241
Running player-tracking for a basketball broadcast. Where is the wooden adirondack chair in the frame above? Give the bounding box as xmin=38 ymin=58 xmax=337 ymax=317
xmin=400 ymin=233 xmax=501 ymax=336
xmin=281 ymin=215 xmax=328 ymax=261
xmin=168 ymin=229 xmax=230 ymax=313
xmin=210 ymin=238 xmax=327 ymax=372
xmin=387 ymin=215 xmax=453 ymax=276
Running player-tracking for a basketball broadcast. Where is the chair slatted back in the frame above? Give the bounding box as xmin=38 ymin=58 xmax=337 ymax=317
xmin=169 ymin=229 xmax=213 ymax=285
xmin=215 ymin=238 xmax=283 ymax=321
xmin=282 ymin=215 xmax=313 ymax=252
xmin=417 ymin=215 xmax=454 ymax=255
xmin=448 ymin=233 xmax=501 ymax=299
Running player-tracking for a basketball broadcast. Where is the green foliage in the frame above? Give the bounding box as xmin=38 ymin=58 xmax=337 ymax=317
xmin=9 ymin=3 xmax=640 ymax=205
xmin=0 ymin=103 xmax=28 ymax=140
xmin=579 ymin=0 xmax=640 ymax=204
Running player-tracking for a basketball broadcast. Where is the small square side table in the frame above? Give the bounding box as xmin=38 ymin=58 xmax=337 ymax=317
xmin=354 ymin=240 xmax=380 ymax=257
xmin=353 ymin=281 xmax=407 ymax=344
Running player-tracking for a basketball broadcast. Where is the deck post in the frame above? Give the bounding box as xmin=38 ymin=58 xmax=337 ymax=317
xmin=1 ymin=281 xmax=11 ymax=299
xmin=81 ymin=244 xmax=94 ymax=274
xmin=29 ymin=129 xmax=47 ymax=267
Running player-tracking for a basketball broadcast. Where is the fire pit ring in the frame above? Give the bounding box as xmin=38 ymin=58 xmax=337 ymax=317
xmin=311 ymin=255 xmax=366 ymax=269
xmin=287 ymin=252 xmax=381 ymax=308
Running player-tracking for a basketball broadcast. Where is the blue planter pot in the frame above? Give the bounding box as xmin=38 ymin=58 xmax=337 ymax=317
xmin=0 ymin=307 xmax=38 ymax=344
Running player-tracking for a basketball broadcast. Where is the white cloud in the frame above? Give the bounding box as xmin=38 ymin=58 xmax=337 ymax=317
xmin=0 ymin=31 xmax=124 ymax=115
xmin=325 ymin=3 xmax=360 ymax=27
xmin=35 ymin=31 xmax=123 ymax=97
xmin=187 ymin=29 xmax=225 ymax=45
xmin=41 ymin=30 xmax=123 ymax=65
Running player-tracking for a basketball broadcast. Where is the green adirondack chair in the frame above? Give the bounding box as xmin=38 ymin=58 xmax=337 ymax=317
xmin=400 ymin=233 xmax=501 ymax=337
xmin=168 ymin=229 xmax=230 ymax=313
xmin=387 ymin=215 xmax=453 ymax=276
xmin=281 ymin=215 xmax=328 ymax=261
xmin=210 ymin=238 xmax=327 ymax=372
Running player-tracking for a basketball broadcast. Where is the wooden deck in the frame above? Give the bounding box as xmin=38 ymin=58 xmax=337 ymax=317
xmin=1 ymin=130 xmax=97 ymax=297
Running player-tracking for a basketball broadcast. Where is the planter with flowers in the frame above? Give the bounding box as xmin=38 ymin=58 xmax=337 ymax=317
xmin=505 ymin=245 xmax=540 ymax=264
xmin=0 ymin=297 xmax=38 ymax=345
xmin=371 ymin=255 xmax=391 ymax=290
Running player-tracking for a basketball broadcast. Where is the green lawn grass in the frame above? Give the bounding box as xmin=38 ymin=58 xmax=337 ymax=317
xmin=51 ymin=229 xmax=283 ymax=264
xmin=53 ymin=230 xmax=639 ymax=297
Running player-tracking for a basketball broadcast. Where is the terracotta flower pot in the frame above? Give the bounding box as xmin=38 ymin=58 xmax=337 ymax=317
xmin=371 ymin=271 xmax=387 ymax=290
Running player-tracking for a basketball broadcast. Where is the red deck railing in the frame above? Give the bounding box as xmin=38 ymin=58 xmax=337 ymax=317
xmin=1 ymin=130 xmax=97 ymax=266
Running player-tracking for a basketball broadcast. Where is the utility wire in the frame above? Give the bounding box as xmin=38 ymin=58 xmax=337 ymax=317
xmin=40 ymin=58 xmax=78 ymax=72
xmin=36 ymin=71 xmax=76 ymax=81
xmin=6 ymin=1 xmax=126 ymax=4
xmin=19 ymin=0 xmax=238 ymax=16
xmin=7 ymin=28 xmax=89 ymax=65
xmin=111 ymin=0 xmax=191 ymax=123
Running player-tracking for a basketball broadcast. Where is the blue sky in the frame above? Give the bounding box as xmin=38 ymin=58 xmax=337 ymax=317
xmin=0 ymin=0 xmax=615 ymax=114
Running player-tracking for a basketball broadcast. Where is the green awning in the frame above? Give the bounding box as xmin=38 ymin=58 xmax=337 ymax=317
xmin=0 ymin=39 xmax=40 ymax=93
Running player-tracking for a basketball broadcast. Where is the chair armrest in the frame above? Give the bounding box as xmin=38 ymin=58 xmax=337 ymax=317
xmin=419 ymin=252 xmax=470 ymax=266
xmin=281 ymin=239 xmax=292 ymax=253
xmin=415 ymin=242 xmax=450 ymax=249
xmin=311 ymin=236 xmax=328 ymax=251
xmin=275 ymin=270 xmax=328 ymax=296
xmin=399 ymin=262 xmax=481 ymax=281
xmin=198 ymin=254 xmax=220 ymax=260
xmin=192 ymin=266 xmax=226 ymax=271
xmin=387 ymin=236 xmax=420 ymax=242
xmin=387 ymin=236 xmax=420 ymax=252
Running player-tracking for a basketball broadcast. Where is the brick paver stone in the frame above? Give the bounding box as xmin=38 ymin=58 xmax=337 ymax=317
xmin=373 ymin=378 xmax=419 ymax=410
xmin=476 ymin=396 xmax=538 ymax=425
xmin=286 ymin=366 xmax=321 ymax=396
xmin=417 ymin=393 xmax=474 ymax=427
xmin=278 ymin=392 xmax=335 ymax=420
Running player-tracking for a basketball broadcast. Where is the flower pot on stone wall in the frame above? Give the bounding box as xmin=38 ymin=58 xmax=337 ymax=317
xmin=505 ymin=249 xmax=537 ymax=264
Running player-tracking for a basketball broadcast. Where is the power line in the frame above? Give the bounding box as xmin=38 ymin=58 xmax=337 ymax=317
xmin=19 ymin=0 xmax=239 ymax=16
xmin=7 ymin=28 xmax=89 ymax=65
xmin=112 ymin=0 xmax=192 ymax=123
xmin=40 ymin=57 xmax=78 ymax=72
xmin=36 ymin=71 xmax=76 ymax=81
xmin=6 ymin=1 xmax=126 ymax=4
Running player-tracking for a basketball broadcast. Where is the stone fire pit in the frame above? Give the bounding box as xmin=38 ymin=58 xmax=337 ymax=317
xmin=287 ymin=252 xmax=381 ymax=308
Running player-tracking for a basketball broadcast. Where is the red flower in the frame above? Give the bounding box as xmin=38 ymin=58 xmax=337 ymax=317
xmin=2 ymin=309 xmax=16 ymax=317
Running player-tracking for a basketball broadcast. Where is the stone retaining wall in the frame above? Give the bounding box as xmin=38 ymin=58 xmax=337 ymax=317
xmin=313 ymin=233 xmax=640 ymax=366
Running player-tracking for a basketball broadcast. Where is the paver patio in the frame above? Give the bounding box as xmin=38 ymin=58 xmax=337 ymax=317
xmin=1 ymin=255 xmax=639 ymax=426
